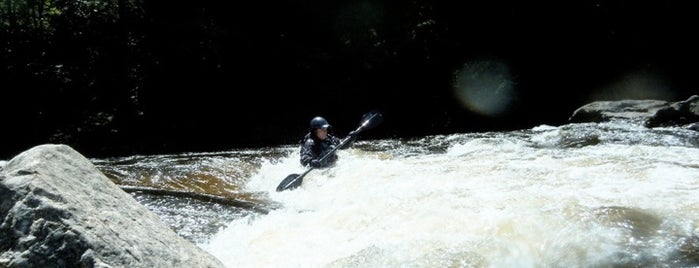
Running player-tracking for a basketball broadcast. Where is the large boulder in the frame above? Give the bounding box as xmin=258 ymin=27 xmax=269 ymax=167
xmin=569 ymin=95 xmax=699 ymax=129
xmin=0 ymin=144 xmax=225 ymax=268
xmin=645 ymin=95 xmax=699 ymax=128
xmin=568 ymin=99 xmax=669 ymax=124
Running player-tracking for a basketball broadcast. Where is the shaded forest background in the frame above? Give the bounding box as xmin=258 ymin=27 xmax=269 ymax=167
xmin=1 ymin=0 xmax=696 ymax=158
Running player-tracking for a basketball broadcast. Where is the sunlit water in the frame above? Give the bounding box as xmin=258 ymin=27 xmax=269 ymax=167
xmin=87 ymin=121 xmax=699 ymax=267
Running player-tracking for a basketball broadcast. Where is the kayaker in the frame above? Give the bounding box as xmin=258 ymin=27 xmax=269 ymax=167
xmin=299 ymin=116 xmax=354 ymax=168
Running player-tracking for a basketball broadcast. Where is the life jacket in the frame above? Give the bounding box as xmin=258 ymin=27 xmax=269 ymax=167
xmin=299 ymin=132 xmax=339 ymax=167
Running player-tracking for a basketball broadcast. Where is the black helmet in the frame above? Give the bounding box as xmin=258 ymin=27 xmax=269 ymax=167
xmin=310 ymin=116 xmax=331 ymax=129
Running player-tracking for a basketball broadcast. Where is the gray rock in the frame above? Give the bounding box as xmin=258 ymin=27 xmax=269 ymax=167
xmin=0 ymin=144 xmax=225 ymax=268
xmin=569 ymin=95 xmax=699 ymax=130
xmin=646 ymin=95 xmax=699 ymax=128
xmin=568 ymin=99 xmax=669 ymax=124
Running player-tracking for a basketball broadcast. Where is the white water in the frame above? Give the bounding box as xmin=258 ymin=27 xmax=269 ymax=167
xmin=201 ymin=123 xmax=699 ymax=267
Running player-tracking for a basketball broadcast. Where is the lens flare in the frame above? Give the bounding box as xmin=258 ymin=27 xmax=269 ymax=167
xmin=452 ymin=59 xmax=515 ymax=117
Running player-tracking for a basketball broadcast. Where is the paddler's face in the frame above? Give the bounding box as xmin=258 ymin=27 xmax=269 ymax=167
xmin=315 ymin=127 xmax=328 ymax=140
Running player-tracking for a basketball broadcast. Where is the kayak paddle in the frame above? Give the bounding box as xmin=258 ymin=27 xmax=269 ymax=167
xmin=275 ymin=111 xmax=383 ymax=192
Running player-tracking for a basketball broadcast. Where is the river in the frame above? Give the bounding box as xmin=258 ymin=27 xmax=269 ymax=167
xmin=87 ymin=121 xmax=699 ymax=267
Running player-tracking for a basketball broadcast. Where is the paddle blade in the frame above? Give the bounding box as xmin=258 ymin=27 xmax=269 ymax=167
xmin=276 ymin=174 xmax=303 ymax=192
xmin=357 ymin=111 xmax=384 ymax=132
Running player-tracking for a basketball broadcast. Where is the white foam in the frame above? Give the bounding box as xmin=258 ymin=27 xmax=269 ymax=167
xmin=202 ymin=138 xmax=699 ymax=267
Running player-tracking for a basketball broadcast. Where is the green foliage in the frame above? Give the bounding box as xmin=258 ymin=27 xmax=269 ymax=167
xmin=1 ymin=0 xmax=147 ymax=157
xmin=1 ymin=0 xmax=61 ymax=32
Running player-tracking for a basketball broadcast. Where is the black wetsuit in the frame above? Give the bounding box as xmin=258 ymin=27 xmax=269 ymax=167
xmin=299 ymin=133 xmax=342 ymax=168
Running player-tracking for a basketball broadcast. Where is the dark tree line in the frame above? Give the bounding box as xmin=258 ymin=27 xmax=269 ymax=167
xmin=2 ymin=0 xmax=146 ymax=157
xmin=2 ymin=0 xmax=697 ymax=158
xmin=1 ymin=0 xmax=457 ymax=158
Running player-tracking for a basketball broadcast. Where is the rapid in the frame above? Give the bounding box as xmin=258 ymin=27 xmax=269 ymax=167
xmin=88 ymin=121 xmax=699 ymax=267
